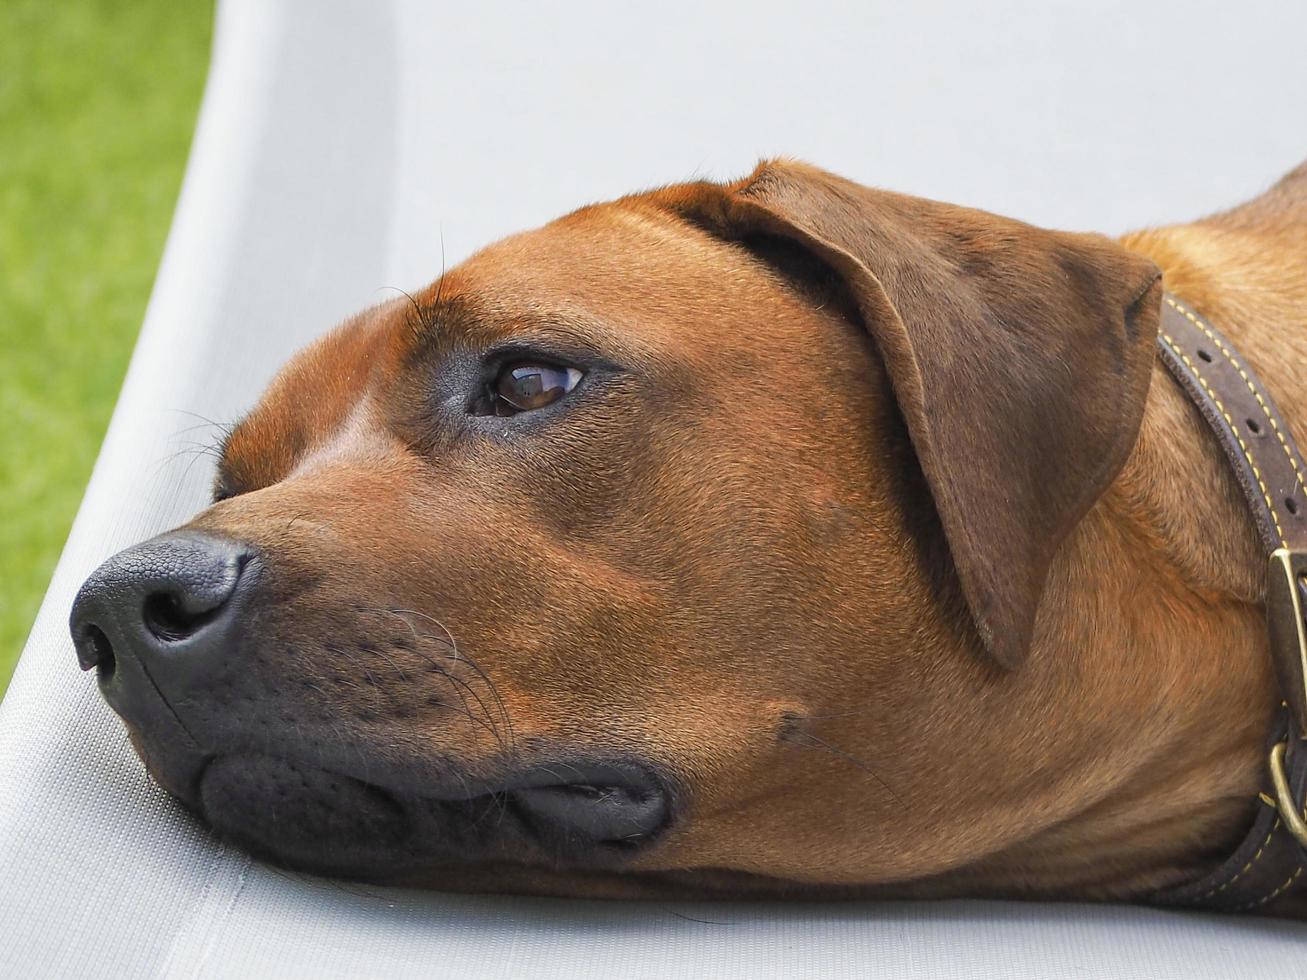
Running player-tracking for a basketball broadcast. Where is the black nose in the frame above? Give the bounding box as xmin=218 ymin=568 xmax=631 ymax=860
xmin=70 ymin=532 xmax=256 ymax=697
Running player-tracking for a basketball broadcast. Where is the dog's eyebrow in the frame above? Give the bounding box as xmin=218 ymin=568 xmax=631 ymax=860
xmin=400 ymin=293 xmax=472 ymax=363
xmin=402 ymin=295 xmax=617 ymax=366
xmin=392 ymin=288 xmax=441 ymax=344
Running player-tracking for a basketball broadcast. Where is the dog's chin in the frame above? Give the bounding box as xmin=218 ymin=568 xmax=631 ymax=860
xmin=194 ymin=754 xmax=424 ymax=877
xmin=130 ymin=735 xmax=674 ymax=884
xmin=188 ymin=758 xmax=849 ymax=899
xmin=129 ymin=733 xmax=890 ymax=901
xmin=189 ymin=756 xmax=661 ymax=893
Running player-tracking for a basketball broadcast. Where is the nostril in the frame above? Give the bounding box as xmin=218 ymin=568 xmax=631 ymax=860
xmin=142 ymin=591 xmax=223 ymax=643
xmin=71 ymin=534 xmax=256 ymax=691
xmin=78 ymin=624 xmax=117 ymax=679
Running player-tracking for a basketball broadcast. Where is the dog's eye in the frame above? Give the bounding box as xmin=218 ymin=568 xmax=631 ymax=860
xmin=491 ymin=363 xmax=583 ymax=415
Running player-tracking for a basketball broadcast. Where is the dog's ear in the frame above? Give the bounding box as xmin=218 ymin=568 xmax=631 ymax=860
xmin=652 ymin=160 xmax=1161 ymax=669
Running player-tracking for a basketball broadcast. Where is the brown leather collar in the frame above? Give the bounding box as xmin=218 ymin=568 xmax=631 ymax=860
xmin=1149 ymin=294 xmax=1307 ymax=913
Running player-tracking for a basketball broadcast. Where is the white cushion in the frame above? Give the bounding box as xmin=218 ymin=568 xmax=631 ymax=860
xmin=2 ymin=1 xmax=1305 ymax=975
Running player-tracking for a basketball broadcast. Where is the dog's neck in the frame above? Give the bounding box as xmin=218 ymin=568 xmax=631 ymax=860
xmin=927 ymin=216 xmax=1307 ymax=911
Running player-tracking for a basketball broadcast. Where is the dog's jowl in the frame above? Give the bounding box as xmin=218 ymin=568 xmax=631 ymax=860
xmin=70 ymin=160 xmax=1307 ymax=917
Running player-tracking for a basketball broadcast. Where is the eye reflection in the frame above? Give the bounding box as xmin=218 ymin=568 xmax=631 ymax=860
xmin=493 ymin=363 xmax=583 ymax=415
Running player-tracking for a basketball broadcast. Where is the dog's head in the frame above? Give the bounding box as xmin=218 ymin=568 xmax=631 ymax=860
xmin=71 ymin=162 xmax=1161 ymax=897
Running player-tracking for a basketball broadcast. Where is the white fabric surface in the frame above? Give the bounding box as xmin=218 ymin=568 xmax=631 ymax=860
xmin=3 ymin=1 xmax=1306 ymax=975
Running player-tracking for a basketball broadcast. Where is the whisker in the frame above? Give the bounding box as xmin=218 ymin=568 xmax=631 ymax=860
xmin=378 ymin=285 xmax=432 ymax=337
xmin=419 ymin=656 xmax=507 ymax=752
xmin=785 ymin=729 xmax=904 ymax=807
xmin=433 ymin=226 xmax=447 ymax=309
xmin=369 ymin=646 xmax=414 ymax=685
xmin=531 ymin=762 xmax=588 ymax=785
xmin=389 ymin=607 xmax=513 ymax=745
xmin=168 ymin=409 xmax=237 ymax=436
xmin=169 ymin=421 xmax=230 ymax=437
xmin=347 ymin=606 xmax=517 ymax=754
xmin=666 ymin=911 xmax=736 ymax=926
xmin=345 ymin=640 xmax=496 ymax=742
xmin=379 ymin=630 xmax=495 ymax=741
xmin=799 ymin=709 xmax=880 ymax=721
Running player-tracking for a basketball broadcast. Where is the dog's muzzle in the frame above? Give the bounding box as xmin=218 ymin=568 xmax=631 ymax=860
xmin=69 ymin=532 xmax=671 ymax=880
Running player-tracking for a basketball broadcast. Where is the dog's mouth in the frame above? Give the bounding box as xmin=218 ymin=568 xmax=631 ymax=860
xmin=156 ymin=744 xmax=675 ymax=881
xmin=74 ymin=541 xmax=676 ymax=882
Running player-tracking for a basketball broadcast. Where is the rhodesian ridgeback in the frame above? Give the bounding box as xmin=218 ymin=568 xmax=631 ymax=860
xmin=70 ymin=159 xmax=1307 ymax=917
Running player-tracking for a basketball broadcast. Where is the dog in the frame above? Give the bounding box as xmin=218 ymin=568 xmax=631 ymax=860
xmin=70 ymin=158 xmax=1307 ymax=917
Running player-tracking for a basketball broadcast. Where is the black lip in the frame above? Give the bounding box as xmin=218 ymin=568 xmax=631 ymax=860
xmin=499 ymin=760 xmax=671 ymax=851
xmin=492 ymin=759 xmax=663 ymax=795
xmin=146 ymin=742 xmax=675 ymax=877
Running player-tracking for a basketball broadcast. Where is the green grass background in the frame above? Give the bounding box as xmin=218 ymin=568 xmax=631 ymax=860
xmin=0 ymin=1 xmax=213 ymax=695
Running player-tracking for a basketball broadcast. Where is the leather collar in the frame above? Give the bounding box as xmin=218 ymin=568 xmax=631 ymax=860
xmin=1149 ymin=294 xmax=1307 ymax=913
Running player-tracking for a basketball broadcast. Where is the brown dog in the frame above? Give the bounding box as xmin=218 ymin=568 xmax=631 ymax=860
xmin=70 ymin=159 xmax=1307 ymax=917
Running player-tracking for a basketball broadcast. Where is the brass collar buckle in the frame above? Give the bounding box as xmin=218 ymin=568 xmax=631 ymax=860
xmin=1269 ymin=740 xmax=1307 ymax=849
xmin=1149 ymin=301 xmax=1307 ymax=909
xmin=1267 ymin=548 xmax=1307 ymax=849
xmin=1266 ymin=548 xmax=1307 ymax=735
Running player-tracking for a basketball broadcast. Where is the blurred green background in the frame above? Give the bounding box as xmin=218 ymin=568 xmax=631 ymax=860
xmin=0 ymin=1 xmax=213 ymax=695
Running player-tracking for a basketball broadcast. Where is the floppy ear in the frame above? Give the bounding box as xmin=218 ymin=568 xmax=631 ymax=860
xmin=652 ymin=161 xmax=1161 ymax=668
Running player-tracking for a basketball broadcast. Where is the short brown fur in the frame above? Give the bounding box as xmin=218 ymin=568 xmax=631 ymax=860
xmin=156 ymin=160 xmax=1307 ymax=916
